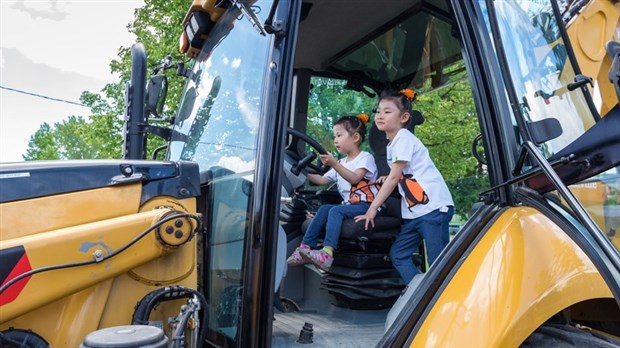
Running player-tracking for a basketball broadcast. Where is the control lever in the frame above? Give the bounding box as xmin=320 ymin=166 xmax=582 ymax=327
xmin=567 ymin=74 xmax=593 ymax=91
xmin=291 ymin=152 xmax=317 ymax=175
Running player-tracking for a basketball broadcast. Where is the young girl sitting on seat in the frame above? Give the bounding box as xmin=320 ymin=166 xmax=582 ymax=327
xmin=355 ymin=89 xmax=454 ymax=284
xmin=287 ymin=114 xmax=378 ymax=271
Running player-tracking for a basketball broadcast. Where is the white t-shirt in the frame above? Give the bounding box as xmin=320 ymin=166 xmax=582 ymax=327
xmin=387 ymin=128 xmax=454 ymax=219
xmin=323 ymin=151 xmax=378 ymax=202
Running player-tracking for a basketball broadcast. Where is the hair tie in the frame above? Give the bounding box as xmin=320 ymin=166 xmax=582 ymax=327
xmin=356 ymin=114 xmax=369 ymax=125
xmin=399 ymin=88 xmax=416 ymax=102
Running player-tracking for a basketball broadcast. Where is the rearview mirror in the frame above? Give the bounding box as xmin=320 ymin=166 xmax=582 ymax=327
xmin=145 ymin=74 xmax=168 ymax=119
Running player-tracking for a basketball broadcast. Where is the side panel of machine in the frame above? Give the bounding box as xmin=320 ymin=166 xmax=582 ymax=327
xmin=0 ymin=171 xmax=200 ymax=346
xmin=411 ymin=207 xmax=613 ymax=347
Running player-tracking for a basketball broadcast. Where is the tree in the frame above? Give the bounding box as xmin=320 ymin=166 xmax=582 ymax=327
xmin=415 ymin=78 xmax=489 ymax=219
xmin=23 ymin=123 xmax=59 ymax=160
xmin=307 ymin=78 xmax=377 ymax=154
xmin=25 ymin=0 xmax=189 ymax=160
xmin=23 ymin=115 xmax=113 ymax=160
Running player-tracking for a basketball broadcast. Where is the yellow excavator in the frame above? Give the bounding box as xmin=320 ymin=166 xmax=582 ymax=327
xmin=562 ymin=0 xmax=620 ymax=241
xmin=1 ymin=0 xmax=619 ymax=347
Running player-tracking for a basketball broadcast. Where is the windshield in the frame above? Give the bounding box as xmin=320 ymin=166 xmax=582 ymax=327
xmin=491 ymin=0 xmax=597 ymax=158
xmin=168 ymin=3 xmax=270 ymax=174
xmin=489 ymin=0 xmax=620 ymax=256
xmin=166 ymin=1 xmax=274 ymax=345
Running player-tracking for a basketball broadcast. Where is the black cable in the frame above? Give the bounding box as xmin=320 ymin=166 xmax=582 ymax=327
xmin=0 ymin=85 xmax=88 ymax=108
xmin=0 ymin=213 xmax=202 ymax=295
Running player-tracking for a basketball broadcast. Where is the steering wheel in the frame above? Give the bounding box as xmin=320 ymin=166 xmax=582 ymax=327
xmin=287 ymin=128 xmax=330 ymax=175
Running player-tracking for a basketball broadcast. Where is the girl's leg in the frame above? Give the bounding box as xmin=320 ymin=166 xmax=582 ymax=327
xmin=288 ymin=204 xmax=335 ymax=267
xmin=322 ymin=202 xmax=371 ymax=249
xmin=301 ymin=203 xmax=370 ymax=271
xmin=390 ymin=218 xmax=423 ymax=284
xmin=419 ymin=206 xmax=454 ymax=266
xmin=301 ymin=204 xmax=335 ymax=247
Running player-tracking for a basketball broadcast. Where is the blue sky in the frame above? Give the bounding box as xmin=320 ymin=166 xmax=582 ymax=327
xmin=1 ymin=0 xmax=143 ymax=162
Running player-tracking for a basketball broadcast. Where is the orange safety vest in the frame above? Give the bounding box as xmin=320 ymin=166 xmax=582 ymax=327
xmin=348 ymin=179 xmax=378 ymax=204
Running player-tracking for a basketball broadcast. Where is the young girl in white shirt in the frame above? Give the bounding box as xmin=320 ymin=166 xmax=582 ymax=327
xmin=287 ymin=114 xmax=378 ymax=271
xmin=355 ymin=89 xmax=454 ymax=284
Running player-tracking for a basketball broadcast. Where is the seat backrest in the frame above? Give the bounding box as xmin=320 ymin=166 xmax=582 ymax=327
xmin=367 ymin=112 xmax=424 ymax=219
xmin=368 ymin=124 xmax=390 ymax=177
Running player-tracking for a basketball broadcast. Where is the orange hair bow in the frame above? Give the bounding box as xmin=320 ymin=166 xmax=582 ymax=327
xmin=356 ymin=113 xmax=370 ymax=125
xmin=399 ymin=88 xmax=416 ymax=102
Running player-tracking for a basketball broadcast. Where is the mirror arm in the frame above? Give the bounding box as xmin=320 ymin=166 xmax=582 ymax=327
xmin=176 ymin=63 xmax=191 ymax=78
xmin=151 ymin=144 xmax=169 ymax=160
xmin=144 ymin=125 xmax=187 ymax=142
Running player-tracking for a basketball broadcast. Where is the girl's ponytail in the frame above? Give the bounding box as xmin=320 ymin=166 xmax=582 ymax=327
xmin=335 ymin=115 xmax=368 ymax=144
xmin=379 ymin=88 xmax=416 ymax=115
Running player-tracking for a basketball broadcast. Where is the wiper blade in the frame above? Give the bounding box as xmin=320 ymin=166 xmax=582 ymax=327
xmin=231 ymin=0 xmax=267 ymax=36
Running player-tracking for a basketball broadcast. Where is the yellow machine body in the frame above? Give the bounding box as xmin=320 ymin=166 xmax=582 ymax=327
xmin=411 ymin=207 xmax=614 ymax=347
xmin=566 ymin=0 xmax=620 ymax=117
xmin=0 ymin=184 xmax=198 ymax=347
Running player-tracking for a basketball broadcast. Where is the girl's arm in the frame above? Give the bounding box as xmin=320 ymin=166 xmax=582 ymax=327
xmin=319 ymin=153 xmax=367 ymax=185
xmin=308 ymin=173 xmax=331 ymax=186
xmin=354 ymin=161 xmax=406 ymax=230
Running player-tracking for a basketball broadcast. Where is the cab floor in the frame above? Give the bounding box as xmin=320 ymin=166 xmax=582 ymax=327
xmin=272 ymin=307 xmax=388 ymax=347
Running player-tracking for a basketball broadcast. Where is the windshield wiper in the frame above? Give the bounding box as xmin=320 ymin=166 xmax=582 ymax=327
xmin=231 ymin=0 xmax=267 ymax=36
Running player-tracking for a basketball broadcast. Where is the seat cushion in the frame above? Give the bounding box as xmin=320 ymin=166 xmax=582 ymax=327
xmin=339 ymin=216 xmax=401 ymax=240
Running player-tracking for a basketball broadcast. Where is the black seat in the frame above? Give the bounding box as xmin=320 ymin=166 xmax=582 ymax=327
xmin=319 ymin=113 xmax=424 ymax=309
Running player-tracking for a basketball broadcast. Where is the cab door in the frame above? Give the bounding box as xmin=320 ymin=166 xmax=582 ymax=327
xmin=165 ymin=0 xmax=300 ymax=346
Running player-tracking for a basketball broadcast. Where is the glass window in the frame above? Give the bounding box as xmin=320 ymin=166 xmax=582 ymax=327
xmin=554 ymin=166 xmax=620 ymax=251
xmin=167 ymin=0 xmax=273 ymax=345
xmin=306 ymin=77 xmax=376 ymax=155
xmin=169 ymin=3 xmax=271 ymax=174
xmin=491 ymin=0 xmax=597 ymax=158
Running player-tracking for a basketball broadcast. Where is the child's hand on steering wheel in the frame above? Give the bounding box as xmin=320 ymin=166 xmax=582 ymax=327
xmin=319 ymin=153 xmax=337 ymax=167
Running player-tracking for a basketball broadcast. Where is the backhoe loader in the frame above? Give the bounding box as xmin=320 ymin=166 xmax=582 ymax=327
xmin=1 ymin=0 xmax=620 ymax=347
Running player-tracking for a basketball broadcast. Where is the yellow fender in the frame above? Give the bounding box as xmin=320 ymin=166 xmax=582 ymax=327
xmin=412 ymin=207 xmax=613 ymax=347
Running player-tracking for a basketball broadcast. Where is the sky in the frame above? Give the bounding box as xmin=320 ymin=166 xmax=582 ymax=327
xmin=1 ymin=0 xmax=144 ymax=162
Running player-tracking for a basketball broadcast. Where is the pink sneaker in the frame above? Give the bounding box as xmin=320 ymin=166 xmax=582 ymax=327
xmin=287 ymin=246 xmax=310 ymax=267
xmin=300 ymin=249 xmax=333 ymax=272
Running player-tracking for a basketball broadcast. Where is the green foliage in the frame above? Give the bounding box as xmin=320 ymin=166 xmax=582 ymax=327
xmin=415 ymin=79 xmax=489 ymax=219
xmin=80 ymin=91 xmax=123 ymax=159
xmin=111 ymin=0 xmax=189 ymax=122
xmin=23 ymin=123 xmax=59 ymax=160
xmin=307 ymin=79 xmax=377 ymax=154
xmin=23 ymin=116 xmax=107 ymax=160
xmin=25 ymin=0 xmax=188 ymax=160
